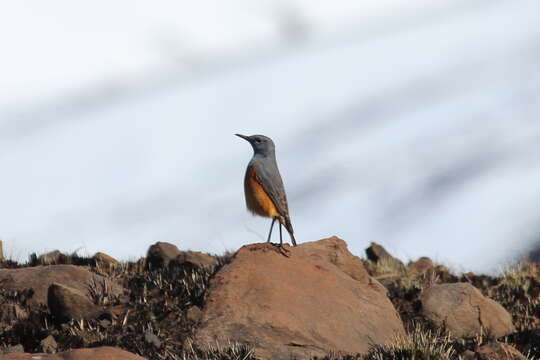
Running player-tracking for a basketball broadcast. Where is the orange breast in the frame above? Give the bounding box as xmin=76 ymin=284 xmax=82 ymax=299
xmin=244 ymin=166 xmax=279 ymax=218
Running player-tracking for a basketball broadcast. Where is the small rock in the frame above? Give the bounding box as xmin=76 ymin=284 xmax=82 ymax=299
xmin=144 ymin=332 xmax=162 ymax=349
xmin=174 ymin=251 xmax=218 ymax=269
xmin=407 ymin=257 xmax=435 ymax=275
xmin=1 ymin=344 xmax=24 ymax=354
xmin=462 ymin=350 xmax=476 ymax=360
xmin=0 ymin=265 xmax=124 ymax=308
xmin=93 ymin=252 xmax=119 ymax=267
xmin=47 ymin=282 xmax=102 ymax=323
xmin=365 ymin=242 xmax=394 ymax=263
xmin=365 ymin=242 xmax=406 ymax=275
xmin=421 ymin=283 xmax=515 ymax=338
xmin=476 ymin=342 xmax=527 ymax=360
xmin=147 ymin=242 xmax=181 ymax=268
xmin=38 ymin=250 xmax=63 ymax=265
xmin=40 ymin=335 xmax=57 ymax=354
xmin=186 ymin=306 xmax=203 ymax=323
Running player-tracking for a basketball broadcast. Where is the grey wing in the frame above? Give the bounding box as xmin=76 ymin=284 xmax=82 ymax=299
xmin=252 ymin=161 xmax=290 ymax=219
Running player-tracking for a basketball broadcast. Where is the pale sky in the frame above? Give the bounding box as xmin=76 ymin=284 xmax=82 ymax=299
xmin=0 ymin=0 xmax=451 ymax=107
xmin=1 ymin=0 xmax=539 ymax=273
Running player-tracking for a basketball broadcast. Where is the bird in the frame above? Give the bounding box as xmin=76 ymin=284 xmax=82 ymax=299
xmin=236 ymin=134 xmax=297 ymax=247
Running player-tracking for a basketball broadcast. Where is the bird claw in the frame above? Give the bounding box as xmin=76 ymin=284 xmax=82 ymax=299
xmin=269 ymin=242 xmax=291 ymax=257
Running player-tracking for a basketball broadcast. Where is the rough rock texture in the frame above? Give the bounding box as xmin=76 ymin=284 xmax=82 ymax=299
xmin=407 ymin=257 xmax=435 ymax=275
xmin=0 ymin=346 xmax=146 ymax=360
xmin=0 ymin=265 xmax=122 ymax=307
xmin=193 ymin=237 xmax=405 ymax=359
xmin=174 ymin=251 xmax=218 ymax=269
xmin=476 ymin=343 xmax=527 ymax=360
xmin=93 ymin=252 xmax=119 ymax=267
xmin=146 ymin=242 xmax=181 ymax=268
xmin=421 ymin=283 xmax=515 ymax=338
xmin=47 ymin=283 xmax=103 ymax=323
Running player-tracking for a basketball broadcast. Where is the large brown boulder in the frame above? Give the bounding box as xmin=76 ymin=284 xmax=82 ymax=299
xmin=0 ymin=265 xmax=122 ymax=307
xmin=0 ymin=346 xmax=146 ymax=359
xmin=421 ymin=283 xmax=515 ymax=338
xmin=193 ymin=237 xmax=405 ymax=359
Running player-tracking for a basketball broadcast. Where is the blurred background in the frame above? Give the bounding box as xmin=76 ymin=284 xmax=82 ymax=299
xmin=1 ymin=0 xmax=539 ymax=273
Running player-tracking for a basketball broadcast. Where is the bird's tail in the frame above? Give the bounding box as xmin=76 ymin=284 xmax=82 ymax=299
xmin=284 ymin=218 xmax=297 ymax=246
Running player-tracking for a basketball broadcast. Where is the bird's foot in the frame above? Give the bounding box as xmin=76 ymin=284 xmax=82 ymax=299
xmin=269 ymin=242 xmax=291 ymax=257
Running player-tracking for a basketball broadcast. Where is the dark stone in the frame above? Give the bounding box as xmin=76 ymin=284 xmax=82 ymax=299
xmin=147 ymin=242 xmax=181 ymax=268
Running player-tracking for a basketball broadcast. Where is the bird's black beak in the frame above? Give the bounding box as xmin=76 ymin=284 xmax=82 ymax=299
xmin=235 ymin=134 xmax=251 ymax=142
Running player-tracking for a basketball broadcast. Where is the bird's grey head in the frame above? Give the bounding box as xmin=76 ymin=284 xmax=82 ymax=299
xmin=235 ymin=134 xmax=275 ymax=157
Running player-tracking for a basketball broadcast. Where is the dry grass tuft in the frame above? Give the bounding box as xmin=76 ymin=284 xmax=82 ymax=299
xmin=364 ymin=323 xmax=455 ymax=360
xmin=180 ymin=341 xmax=258 ymax=360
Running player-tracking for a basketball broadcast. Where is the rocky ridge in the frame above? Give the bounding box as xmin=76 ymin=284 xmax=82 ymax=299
xmin=0 ymin=239 xmax=538 ymax=359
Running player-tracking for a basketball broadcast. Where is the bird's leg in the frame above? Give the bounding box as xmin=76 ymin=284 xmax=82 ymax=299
xmin=267 ymin=218 xmax=276 ymax=243
xmin=271 ymin=222 xmax=290 ymax=257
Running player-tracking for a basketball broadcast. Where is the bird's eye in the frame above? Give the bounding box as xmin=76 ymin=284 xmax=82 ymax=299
xmin=255 ymin=138 xmax=261 ymax=143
